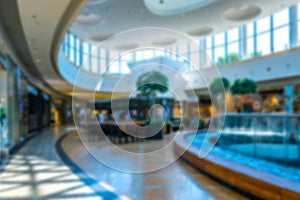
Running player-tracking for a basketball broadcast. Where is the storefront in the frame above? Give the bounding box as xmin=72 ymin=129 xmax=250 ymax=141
xmin=0 ymin=57 xmax=20 ymax=155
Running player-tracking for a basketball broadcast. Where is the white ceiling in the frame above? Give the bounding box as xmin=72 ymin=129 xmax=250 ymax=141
xmin=71 ymin=0 xmax=300 ymax=50
xmin=11 ymin=0 xmax=300 ymax=98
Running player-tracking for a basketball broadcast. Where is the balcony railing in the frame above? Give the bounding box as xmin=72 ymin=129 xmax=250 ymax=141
xmin=217 ymin=113 xmax=300 ymax=166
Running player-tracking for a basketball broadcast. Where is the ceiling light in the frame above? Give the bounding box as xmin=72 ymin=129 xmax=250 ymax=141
xmin=187 ymin=26 xmax=213 ymax=36
xmin=223 ymin=5 xmax=261 ymax=21
xmin=115 ymin=43 xmax=139 ymax=50
xmin=152 ymin=38 xmax=177 ymax=46
xmin=75 ymin=14 xmax=103 ymax=25
xmin=89 ymin=33 xmax=114 ymax=42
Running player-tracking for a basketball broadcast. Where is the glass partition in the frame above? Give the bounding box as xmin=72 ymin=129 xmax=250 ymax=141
xmin=218 ymin=113 xmax=300 ymax=166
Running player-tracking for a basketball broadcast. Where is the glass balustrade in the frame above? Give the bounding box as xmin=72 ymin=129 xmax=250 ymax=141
xmin=217 ymin=113 xmax=300 ymax=166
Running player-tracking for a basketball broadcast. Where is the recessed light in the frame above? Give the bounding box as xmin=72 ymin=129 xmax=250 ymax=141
xmin=75 ymin=14 xmax=103 ymax=25
xmin=152 ymin=38 xmax=177 ymax=46
xmin=89 ymin=33 xmax=114 ymax=42
xmin=223 ymin=5 xmax=261 ymax=21
xmin=115 ymin=43 xmax=139 ymax=50
xmin=187 ymin=27 xmax=213 ymax=37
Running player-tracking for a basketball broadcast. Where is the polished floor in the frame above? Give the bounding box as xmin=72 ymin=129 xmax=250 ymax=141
xmin=0 ymin=126 xmax=249 ymax=199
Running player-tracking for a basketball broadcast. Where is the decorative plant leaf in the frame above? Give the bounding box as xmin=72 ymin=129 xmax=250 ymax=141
xmin=136 ymin=71 xmax=169 ymax=96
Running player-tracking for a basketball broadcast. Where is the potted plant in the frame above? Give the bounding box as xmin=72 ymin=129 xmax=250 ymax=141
xmin=230 ymin=78 xmax=257 ymax=112
xmin=198 ymin=119 xmax=206 ymax=130
xmin=215 ymin=57 xmax=226 ymax=66
xmin=136 ymin=71 xmax=169 ymax=139
xmin=227 ymin=53 xmax=240 ymax=63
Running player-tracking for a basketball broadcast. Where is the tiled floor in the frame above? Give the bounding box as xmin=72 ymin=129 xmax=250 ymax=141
xmin=0 ymin=126 xmax=117 ymax=200
xmin=62 ymin=130 xmax=249 ymax=200
xmin=0 ymin=126 xmax=249 ymax=199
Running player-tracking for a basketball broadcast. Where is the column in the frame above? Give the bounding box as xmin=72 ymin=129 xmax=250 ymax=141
xmin=5 ymin=58 xmax=20 ymax=149
xmin=290 ymin=5 xmax=298 ymax=48
xmin=284 ymin=85 xmax=294 ymax=113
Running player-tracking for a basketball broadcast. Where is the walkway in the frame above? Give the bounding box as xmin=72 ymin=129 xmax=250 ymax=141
xmin=0 ymin=126 xmax=249 ymax=199
xmin=61 ymin=130 xmax=249 ymax=200
xmin=0 ymin=126 xmax=117 ymax=200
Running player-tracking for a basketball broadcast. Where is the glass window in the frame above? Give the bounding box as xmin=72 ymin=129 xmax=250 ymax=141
xmin=190 ymin=42 xmax=200 ymax=53
xmin=247 ymin=23 xmax=254 ymax=37
xmin=120 ymin=61 xmax=130 ymax=74
xmin=257 ymin=16 xmax=271 ymax=33
xmin=76 ymin=50 xmax=81 ymax=66
xmin=74 ymin=38 xmax=79 ymax=50
xmin=109 ymin=51 xmax=119 ymax=62
xmin=247 ymin=37 xmax=254 ymax=57
xmin=274 ymin=26 xmax=289 ymax=52
xmin=178 ymin=43 xmax=188 ymax=54
xmin=100 ymin=58 xmax=106 ymax=72
xmin=83 ymin=43 xmax=90 ymax=55
xmin=143 ymin=50 xmax=155 ymax=59
xmin=100 ymin=49 xmax=106 ymax=60
xmin=227 ymin=28 xmax=239 ymax=42
xmin=91 ymin=56 xmax=98 ymax=73
xmin=257 ymin=32 xmax=271 ymax=55
xmin=205 ymin=49 xmax=213 ymax=65
xmin=190 ymin=52 xmax=200 ymax=69
xmin=298 ymin=21 xmax=300 ymax=46
xmin=154 ymin=49 xmax=166 ymax=57
xmin=109 ymin=61 xmax=119 ymax=73
xmin=214 ymin=46 xmax=225 ymax=65
xmin=135 ymin=51 xmax=143 ymax=60
xmin=69 ymin=34 xmax=75 ymax=47
xmin=169 ymin=48 xmax=177 ymax=60
xmin=206 ymin=37 xmax=212 ymax=49
xmin=65 ymin=34 xmax=69 ymax=44
xmin=273 ymin=9 xmax=289 ymax=28
xmin=122 ymin=52 xmax=134 ymax=61
xmin=70 ymin=48 xmax=75 ymax=62
xmin=227 ymin=42 xmax=239 ymax=55
xmin=82 ymin=54 xmax=90 ymax=69
xmin=214 ymin=33 xmax=225 ymax=46
xmin=298 ymin=4 xmax=300 ymax=20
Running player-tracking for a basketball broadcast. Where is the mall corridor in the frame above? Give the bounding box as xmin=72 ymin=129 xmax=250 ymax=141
xmin=0 ymin=126 xmax=116 ymax=199
xmin=1 ymin=0 xmax=300 ymax=199
xmin=0 ymin=126 xmax=247 ymax=200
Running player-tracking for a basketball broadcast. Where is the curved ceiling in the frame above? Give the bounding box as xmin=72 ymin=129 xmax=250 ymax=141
xmin=143 ymin=0 xmax=219 ymax=16
xmin=70 ymin=0 xmax=298 ymax=49
xmin=1 ymin=0 xmax=300 ymax=99
xmin=15 ymin=0 xmax=88 ymax=96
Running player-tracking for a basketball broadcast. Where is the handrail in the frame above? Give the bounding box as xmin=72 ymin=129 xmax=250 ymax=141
xmin=219 ymin=113 xmax=300 ymax=118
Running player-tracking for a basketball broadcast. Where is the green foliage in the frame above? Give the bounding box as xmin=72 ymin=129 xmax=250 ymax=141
xmin=198 ymin=119 xmax=206 ymax=130
xmin=209 ymin=77 xmax=230 ymax=95
xmin=249 ymin=51 xmax=262 ymax=58
xmin=230 ymin=78 xmax=257 ymax=95
xmin=215 ymin=57 xmax=226 ymax=66
xmin=227 ymin=53 xmax=240 ymax=63
xmin=136 ymin=71 xmax=169 ymax=96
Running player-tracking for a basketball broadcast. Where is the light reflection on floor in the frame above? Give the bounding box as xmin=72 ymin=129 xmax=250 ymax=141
xmin=63 ymin=131 xmax=249 ymax=200
xmin=0 ymin=127 xmax=119 ymax=200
